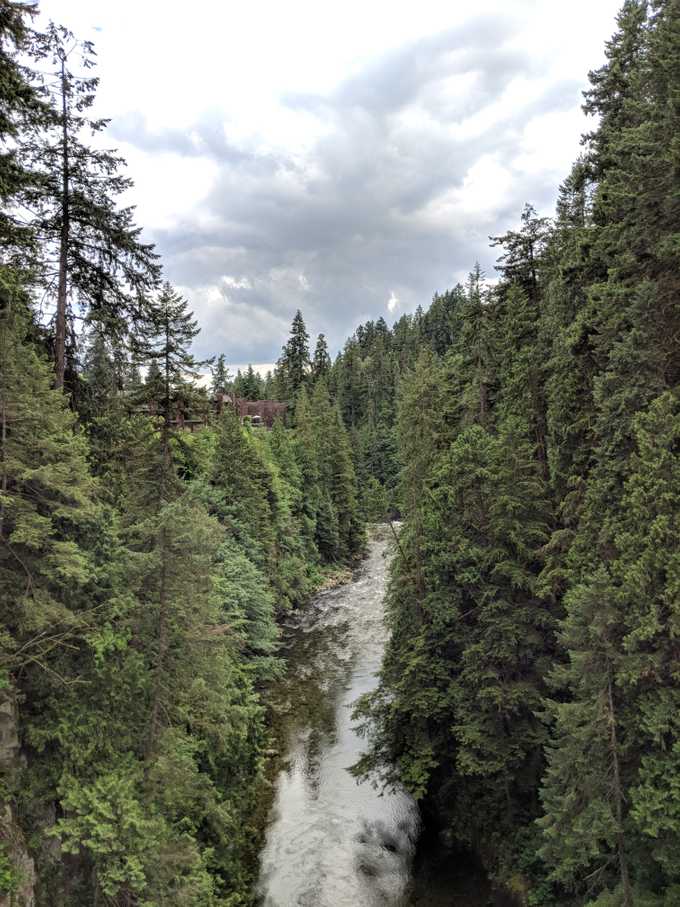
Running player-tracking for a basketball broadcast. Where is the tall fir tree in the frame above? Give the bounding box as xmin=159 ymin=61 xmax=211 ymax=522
xmin=27 ymin=24 xmax=160 ymax=387
xmin=312 ymin=332 xmax=331 ymax=383
xmin=277 ymin=309 xmax=310 ymax=400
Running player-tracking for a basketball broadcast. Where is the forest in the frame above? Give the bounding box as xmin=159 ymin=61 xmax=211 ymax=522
xmin=346 ymin=2 xmax=680 ymax=905
xmin=1 ymin=0 xmax=680 ymax=905
xmin=0 ymin=7 xmax=364 ymax=904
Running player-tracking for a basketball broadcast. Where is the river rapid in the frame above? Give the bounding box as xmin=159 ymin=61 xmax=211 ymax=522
xmin=256 ymin=528 xmax=491 ymax=907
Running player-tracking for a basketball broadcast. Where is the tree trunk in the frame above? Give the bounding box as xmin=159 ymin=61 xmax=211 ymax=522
xmin=54 ymin=54 xmax=70 ymax=390
xmin=607 ymin=670 xmax=633 ymax=907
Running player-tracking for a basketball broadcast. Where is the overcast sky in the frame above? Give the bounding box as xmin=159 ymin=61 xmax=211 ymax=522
xmin=39 ymin=0 xmax=622 ymax=368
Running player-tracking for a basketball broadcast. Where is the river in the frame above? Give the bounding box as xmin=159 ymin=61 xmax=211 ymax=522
xmin=256 ymin=528 xmax=492 ymax=907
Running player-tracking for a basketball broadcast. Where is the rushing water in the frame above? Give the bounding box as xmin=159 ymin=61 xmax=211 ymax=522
xmin=256 ymin=528 xmax=491 ymax=907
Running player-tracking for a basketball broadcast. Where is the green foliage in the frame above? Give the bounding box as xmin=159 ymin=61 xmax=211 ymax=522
xmin=312 ymin=332 xmax=331 ymax=382
xmin=0 ymin=9 xmax=369 ymax=905
xmin=0 ymin=273 xmax=322 ymax=903
xmin=0 ymin=0 xmax=46 ymax=259
xmin=275 ymin=309 xmax=311 ymax=400
xmin=351 ymin=7 xmax=680 ymax=903
xmin=309 ymin=380 xmax=365 ymax=562
xmin=0 ymin=843 xmax=18 ymax=896
xmin=4 ymin=2 xmax=680 ymax=905
xmin=211 ymin=353 xmax=231 ymax=394
xmin=0 ymin=282 xmax=97 ymax=675
xmin=362 ymin=476 xmax=388 ymax=521
xmin=25 ymin=22 xmax=159 ymax=386
xmin=135 ymin=282 xmax=211 ymax=433
xmin=233 ymin=364 xmax=264 ymax=400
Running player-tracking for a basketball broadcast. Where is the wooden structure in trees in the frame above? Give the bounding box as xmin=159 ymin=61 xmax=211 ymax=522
xmin=213 ymin=393 xmax=288 ymax=428
xmin=132 ymin=393 xmax=288 ymax=432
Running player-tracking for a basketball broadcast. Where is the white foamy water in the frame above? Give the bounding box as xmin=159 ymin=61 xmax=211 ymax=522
xmin=256 ymin=530 xmax=420 ymax=907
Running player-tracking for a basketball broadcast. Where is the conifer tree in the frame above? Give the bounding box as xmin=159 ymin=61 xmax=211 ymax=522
xmin=335 ymin=338 xmax=367 ymax=427
xmin=293 ymin=386 xmax=323 ymax=558
xmin=583 ymin=0 xmax=649 ymax=178
xmin=127 ymin=284 xmax=212 ymax=754
xmin=622 ymin=393 xmax=680 ymax=883
xmin=0 ymin=277 xmax=96 ymax=680
xmin=134 ymin=282 xmax=209 ymax=487
xmin=27 ymin=24 xmax=160 ymax=387
xmin=310 ymin=380 xmax=363 ymax=562
xmin=277 ymin=309 xmax=310 ymax=399
xmin=210 ymin=352 xmax=230 ymax=395
xmin=0 ymin=1 xmax=47 ymax=258
xmin=263 ymin=369 xmax=275 ymax=398
xmin=0 ymin=277 xmax=102 ymax=900
xmin=77 ymin=325 xmax=141 ymax=500
xmin=328 ymin=403 xmax=364 ymax=560
xmin=312 ymin=332 xmax=331 ymax=382
xmin=539 ymin=570 xmax=634 ymax=905
xmin=81 ymin=326 xmax=120 ymax=416
xmin=448 ymin=265 xmax=494 ymax=425
xmin=490 ymin=204 xmax=551 ymax=303
xmin=542 ymin=161 xmax=599 ymax=522
xmin=4 ymin=3 xmax=680 ymax=902
xmin=242 ymin=363 xmax=263 ymax=400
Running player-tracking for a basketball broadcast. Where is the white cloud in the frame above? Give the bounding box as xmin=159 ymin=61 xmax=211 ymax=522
xmin=222 ymin=276 xmax=253 ymax=290
xmin=36 ymin=0 xmax=624 ymax=362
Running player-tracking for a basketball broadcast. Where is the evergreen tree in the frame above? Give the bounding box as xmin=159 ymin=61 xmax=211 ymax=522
xmin=210 ymin=407 xmax=276 ymax=570
xmin=293 ymin=386 xmax=323 ymax=559
xmin=0 ymin=1 xmax=47 ymax=259
xmin=277 ymin=309 xmax=310 ymax=399
xmin=0 ymin=277 xmax=96 ymax=682
xmin=128 ymin=284 xmax=211 ymax=753
xmin=328 ymin=404 xmax=364 ymax=560
xmin=490 ymin=203 xmax=551 ymax=302
xmin=134 ymin=282 xmax=209 ymax=484
xmin=582 ymin=0 xmax=649 ymax=179
xmin=210 ymin=352 xmax=230 ymax=395
xmin=143 ymin=358 xmax=164 ymax=409
xmin=3 ymin=3 xmax=680 ymax=903
xmin=335 ymin=338 xmax=367 ymax=427
xmin=242 ymin=363 xmax=264 ymax=400
xmin=539 ymin=569 xmax=634 ymax=904
xmin=232 ymin=367 xmax=244 ymax=396
xmin=421 ymin=287 xmax=462 ymax=355
xmin=81 ymin=326 xmax=120 ymax=417
xmin=263 ymin=369 xmax=275 ymax=399
xmin=310 ymin=380 xmax=363 ymax=562
xmin=77 ymin=325 xmax=140 ymax=498
xmin=538 ymin=7 xmax=680 ymax=901
xmin=0 ymin=277 xmax=102 ymax=900
xmin=312 ymin=332 xmax=331 ymax=382
xmin=27 ymin=24 xmax=160 ymax=387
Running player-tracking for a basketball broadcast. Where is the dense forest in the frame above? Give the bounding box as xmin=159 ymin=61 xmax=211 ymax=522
xmin=0 ymin=6 xmax=363 ymax=904
xmin=2 ymin=0 xmax=680 ymax=905
xmin=345 ymin=2 xmax=680 ymax=905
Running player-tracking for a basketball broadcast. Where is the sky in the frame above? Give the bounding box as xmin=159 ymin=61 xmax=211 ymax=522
xmin=38 ymin=0 xmax=623 ymax=369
